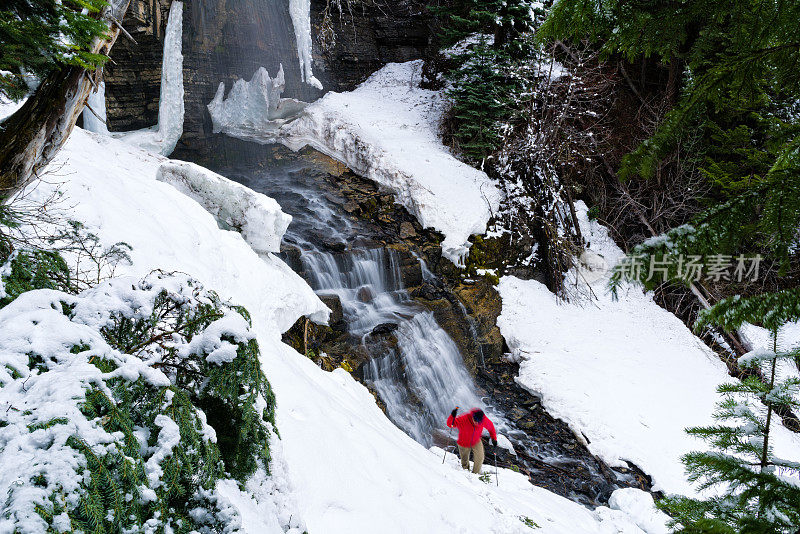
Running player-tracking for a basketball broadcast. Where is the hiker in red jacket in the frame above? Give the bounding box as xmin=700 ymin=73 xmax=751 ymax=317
xmin=446 ymin=407 xmax=497 ymax=474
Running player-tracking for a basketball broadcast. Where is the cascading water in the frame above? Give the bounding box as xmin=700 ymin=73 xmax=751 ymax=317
xmin=300 ymin=246 xmax=485 ymax=446
xmin=214 ymin=155 xmax=634 ymax=506
xmin=224 ymin=159 xmax=490 ymax=446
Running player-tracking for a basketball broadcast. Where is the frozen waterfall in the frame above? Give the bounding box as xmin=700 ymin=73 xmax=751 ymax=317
xmin=113 ymin=0 xmax=184 ymax=156
xmin=82 ymin=80 xmax=109 ymax=135
xmin=207 ymin=65 xmax=307 ymax=142
xmin=289 ymin=0 xmax=323 ymax=90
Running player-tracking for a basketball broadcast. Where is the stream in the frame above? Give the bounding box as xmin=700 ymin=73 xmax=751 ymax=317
xmin=203 ymin=150 xmax=651 ymax=507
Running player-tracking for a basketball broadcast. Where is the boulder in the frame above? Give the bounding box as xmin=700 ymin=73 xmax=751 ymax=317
xmin=371 ymin=322 xmax=399 ymax=336
xmin=356 ymin=285 xmax=375 ymax=303
xmin=399 ymin=221 xmax=417 ymax=239
xmin=320 ymin=294 xmax=345 ymax=331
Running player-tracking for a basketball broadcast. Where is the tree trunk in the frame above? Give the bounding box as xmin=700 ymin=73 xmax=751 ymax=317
xmin=0 ymin=0 xmax=132 ymax=200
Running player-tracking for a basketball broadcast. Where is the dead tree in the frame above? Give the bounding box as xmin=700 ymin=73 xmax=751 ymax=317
xmin=0 ymin=0 xmax=133 ymax=200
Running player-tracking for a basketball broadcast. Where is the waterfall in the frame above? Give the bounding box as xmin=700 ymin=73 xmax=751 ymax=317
xmin=302 ymin=247 xmax=485 ymax=446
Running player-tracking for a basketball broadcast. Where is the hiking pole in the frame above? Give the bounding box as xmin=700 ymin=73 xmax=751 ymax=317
xmin=494 ymin=447 xmax=498 ymax=486
xmin=442 ymin=406 xmax=459 ymax=464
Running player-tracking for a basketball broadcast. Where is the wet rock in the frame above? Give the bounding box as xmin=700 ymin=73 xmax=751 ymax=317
xmin=371 ymin=322 xmax=399 ymax=336
xmin=320 ymin=294 xmax=345 ymax=331
xmin=343 ymin=200 xmax=360 ymax=213
xmin=509 ymin=407 xmax=527 ymax=421
xmin=399 ymin=221 xmax=417 ymax=239
xmin=356 ymin=285 xmax=374 ymax=303
xmin=321 ymin=239 xmax=347 ymax=253
xmin=454 ymin=280 xmax=505 ymax=362
xmin=411 ymin=282 xmax=443 ymax=301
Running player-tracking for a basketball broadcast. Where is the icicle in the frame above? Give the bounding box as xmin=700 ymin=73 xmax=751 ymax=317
xmin=155 ymin=0 xmax=185 ymax=154
xmin=113 ymin=0 xmax=184 ymax=156
xmin=83 ymin=80 xmax=109 ymax=135
xmin=289 ymin=0 xmax=323 ymax=90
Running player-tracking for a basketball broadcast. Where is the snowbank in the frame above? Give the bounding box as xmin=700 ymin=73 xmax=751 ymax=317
xmin=156 ymin=160 xmax=292 ymax=254
xmin=280 ymin=60 xmax=502 ymax=266
xmin=40 ymin=129 xmax=327 ymax=333
xmin=113 ymin=1 xmax=184 ymax=156
xmin=497 ymin=201 xmax=800 ymax=496
xmin=207 ymin=65 xmax=307 ymax=142
xmin=22 ymin=129 xmax=666 ymax=533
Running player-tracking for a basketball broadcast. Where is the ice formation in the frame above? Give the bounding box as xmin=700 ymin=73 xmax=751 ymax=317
xmin=113 ymin=0 xmax=184 ymax=156
xmin=207 ymin=65 xmax=307 ymax=142
xmin=82 ymin=80 xmax=109 ymax=135
xmin=156 ymin=160 xmax=292 ymax=255
xmin=288 ymin=0 xmax=323 ymax=90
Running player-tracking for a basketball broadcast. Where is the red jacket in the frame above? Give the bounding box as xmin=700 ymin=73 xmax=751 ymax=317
xmin=446 ymin=409 xmax=497 ymax=447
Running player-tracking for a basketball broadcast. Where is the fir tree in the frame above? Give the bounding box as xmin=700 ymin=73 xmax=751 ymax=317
xmin=437 ymin=0 xmax=541 ymax=162
xmin=658 ymin=291 xmax=800 ymax=533
xmin=0 ymin=0 xmax=110 ymax=100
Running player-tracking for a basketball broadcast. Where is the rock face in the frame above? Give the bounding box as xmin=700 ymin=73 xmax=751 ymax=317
xmin=104 ymin=0 xmax=435 ymax=162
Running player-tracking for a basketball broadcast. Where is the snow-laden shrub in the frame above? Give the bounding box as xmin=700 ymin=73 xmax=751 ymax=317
xmin=0 ymin=271 xmax=276 ymax=533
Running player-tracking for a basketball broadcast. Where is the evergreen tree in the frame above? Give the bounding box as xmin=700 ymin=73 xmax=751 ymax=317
xmin=658 ymin=292 xmax=800 ymax=533
xmin=0 ymin=0 xmax=110 ymax=100
xmin=437 ymin=0 xmax=541 ymax=162
xmin=540 ymin=0 xmax=800 ymax=275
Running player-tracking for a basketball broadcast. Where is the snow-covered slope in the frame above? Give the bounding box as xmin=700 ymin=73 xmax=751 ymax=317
xmin=280 ymin=61 xmax=502 ymax=267
xmin=19 ymin=129 xmax=667 ymax=533
xmin=497 ymin=201 xmax=800 ymax=497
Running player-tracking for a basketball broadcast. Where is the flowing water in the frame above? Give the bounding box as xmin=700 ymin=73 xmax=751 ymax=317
xmin=229 ymin=158 xmax=490 ymax=445
xmin=217 ymin=154 xmax=634 ymax=505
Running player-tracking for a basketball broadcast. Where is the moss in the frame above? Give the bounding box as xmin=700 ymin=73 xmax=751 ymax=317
xmin=464 ymin=234 xmax=508 ymax=282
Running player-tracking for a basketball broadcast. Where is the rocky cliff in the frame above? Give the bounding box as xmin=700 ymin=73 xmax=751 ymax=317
xmin=104 ymin=0 xmax=434 ymax=162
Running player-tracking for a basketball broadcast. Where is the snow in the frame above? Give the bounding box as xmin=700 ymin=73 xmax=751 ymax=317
xmin=156 ymin=160 xmax=292 ymax=254
xmin=40 ymin=128 xmax=328 ymax=334
xmin=288 ymin=0 xmax=323 ymax=90
xmin=280 ymin=61 xmax=502 ymax=266
xmin=112 ymin=1 xmax=184 ymax=156
xmin=0 ymin=95 xmax=26 ymax=123
xmin=497 ymin=200 xmax=800 ymax=497
xmin=6 ymin=128 xmax=672 ymax=532
xmin=0 ymin=273 xmax=257 ymax=532
xmin=207 ymin=65 xmax=307 ymax=142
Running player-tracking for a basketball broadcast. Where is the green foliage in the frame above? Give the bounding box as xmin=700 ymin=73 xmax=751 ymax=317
xmin=542 ymin=0 xmax=800 ymax=286
xmin=519 ymin=515 xmax=541 ymax=529
xmin=437 ymin=0 xmax=542 ymax=162
xmin=696 ymin=289 xmax=800 ymax=334
xmin=0 ymin=249 xmax=71 ymax=307
xmin=98 ymin=274 xmax=276 ymax=481
xmin=1 ymin=272 xmax=277 ymax=532
xmin=0 ymin=0 xmax=110 ymax=100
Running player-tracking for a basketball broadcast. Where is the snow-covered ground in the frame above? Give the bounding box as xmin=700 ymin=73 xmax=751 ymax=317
xmin=497 ymin=201 xmax=800 ymax=497
xmin=5 ymin=128 xmax=669 ymax=533
xmin=280 ymin=60 xmax=501 ymax=266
